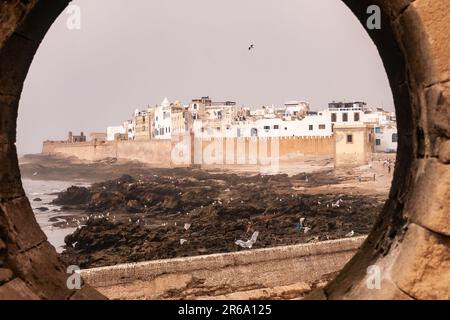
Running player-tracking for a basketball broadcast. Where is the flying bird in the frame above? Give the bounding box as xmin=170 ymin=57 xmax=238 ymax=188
xmin=248 ymin=44 xmax=254 ymax=51
xmin=235 ymin=231 xmax=259 ymax=249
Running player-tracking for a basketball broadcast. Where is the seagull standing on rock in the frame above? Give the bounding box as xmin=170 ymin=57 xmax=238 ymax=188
xmin=235 ymin=231 xmax=259 ymax=249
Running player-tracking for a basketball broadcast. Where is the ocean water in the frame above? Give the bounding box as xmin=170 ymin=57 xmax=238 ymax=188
xmin=22 ymin=179 xmax=89 ymax=253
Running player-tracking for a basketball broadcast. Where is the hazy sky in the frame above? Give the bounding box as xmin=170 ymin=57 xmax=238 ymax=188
xmin=17 ymin=0 xmax=394 ymax=154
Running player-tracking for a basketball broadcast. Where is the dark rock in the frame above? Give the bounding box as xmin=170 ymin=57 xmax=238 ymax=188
xmin=52 ymin=186 xmax=91 ymax=205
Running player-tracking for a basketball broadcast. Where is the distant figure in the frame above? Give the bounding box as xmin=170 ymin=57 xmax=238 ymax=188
xmin=248 ymin=44 xmax=254 ymax=51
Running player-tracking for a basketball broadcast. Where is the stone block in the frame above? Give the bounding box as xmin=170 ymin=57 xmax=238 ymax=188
xmin=0 ymin=94 xmax=19 ymax=144
xmin=69 ymin=284 xmax=107 ymax=300
xmin=0 ymin=278 xmax=40 ymax=300
xmin=438 ymin=139 xmax=450 ymax=164
xmin=0 ymin=32 xmax=39 ymax=96
xmin=0 ymin=196 xmax=47 ymax=252
xmin=391 ymin=223 xmax=450 ymax=299
xmin=0 ymin=143 xmax=24 ymax=201
xmin=397 ymin=1 xmax=450 ymax=87
xmin=424 ymin=82 xmax=450 ymax=145
xmin=8 ymin=241 xmax=74 ymax=300
xmin=405 ymin=159 xmax=450 ymax=236
xmin=0 ymin=268 xmax=13 ymax=284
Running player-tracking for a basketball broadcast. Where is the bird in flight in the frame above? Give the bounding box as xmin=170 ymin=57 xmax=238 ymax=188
xmin=248 ymin=44 xmax=254 ymax=51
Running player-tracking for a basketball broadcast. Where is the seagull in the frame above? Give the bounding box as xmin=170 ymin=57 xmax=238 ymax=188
xmin=303 ymin=227 xmax=311 ymax=234
xmin=345 ymin=230 xmax=355 ymax=237
xmin=184 ymin=223 xmax=191 ymax=231
xmin=235 ymin=231 xmax=259 ymax=249
xmin=248 ymin=44 xmax=254 ymax=51
xmin=180 ymin=239 xmax=188 ymax=245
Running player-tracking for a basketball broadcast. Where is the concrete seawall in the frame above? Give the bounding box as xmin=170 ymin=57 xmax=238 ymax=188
xmin=81 ymin=236 xmax=365 ymax=300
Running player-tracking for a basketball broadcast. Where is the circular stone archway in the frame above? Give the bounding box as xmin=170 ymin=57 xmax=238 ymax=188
xmin=0 ymin=0 xmax=448 ymax=300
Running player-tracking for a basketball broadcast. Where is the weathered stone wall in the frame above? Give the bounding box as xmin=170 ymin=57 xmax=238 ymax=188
xmin=42 ymin=136 xmax=334 ymax=168
xmin=0 ymin=0 xmax=448 ymax=300
xmin=81 ymin=237 xmax=364 ymax=300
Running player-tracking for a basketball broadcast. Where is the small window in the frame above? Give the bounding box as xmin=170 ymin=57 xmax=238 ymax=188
xmin=354 ymin=113 xmax=360 ymax=122
xmin=375 ymin=127 xmax=381 ymax=133
xmin=319 ymin=124 xmax=326 ymax=130
xmin=376 ymin=139 xmax=381 ymax=146
xmin=216 ymin=127 xmax=221 ymax=131
xmin=331 ymin=113 xmax=337 ymax=122
xmin=273 ymin=125 xmax=279 ymax=130
xmin=309 ymin=125 xmax=313 ymax=131
xmin=343 ymin=113 xmax=348 ymax=122
xmin=346 ymin=134 xmax=353 ymax=143
xmin=285 ymin=127 xmax=288 ymax=130
xmin=264 ymin=126 xmax=270 ymax=130
xmin=392 ymin=133 xmax=398 ymax=142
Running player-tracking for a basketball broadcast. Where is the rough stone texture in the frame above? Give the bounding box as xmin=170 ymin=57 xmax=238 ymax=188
xmin=391 ymin=224 xmax=450 ymax=299
xmin=81 ymin=237 xmax=363 ymax=300
xmin=405 ymin=159 xmax=450 ymax=236
xmin=8 ymin=241 xmax=79 ymax=300
xmin=69 ymin=284 xmax=108 ymax=300
xmin=0 ymin=94 xmax=19 ymax=145
xmin=438 ymin=139 xmax=450 ymax=163
xmin=0 ymin=0 xmax=449 ymax=300
xmin=0 ymin=278 xmax=40 ymax=300
xmin=0 ymin=268 xmax=13 ymax=284
xmin=0 ymin=143 xmax=24 ymax=201
xmin=0 ymin=196 xmax=47 ymax=252
xmin=0 ymin=1 xmax=38 ymax=48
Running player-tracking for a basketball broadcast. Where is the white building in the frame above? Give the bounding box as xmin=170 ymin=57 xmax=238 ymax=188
xmin=284 ymin=101 xmax=310 ymax=119
xmin=154 ymin=98 xmax=172 ymax=140
xmin=106 ymin=125 xmax=126 ymax=141
xmin=374 ymin=124 xmax=398 ymax=153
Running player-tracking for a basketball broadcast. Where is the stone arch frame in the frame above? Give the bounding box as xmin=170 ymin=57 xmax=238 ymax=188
xmin=0 ymin=0 xmax=448 ymax=299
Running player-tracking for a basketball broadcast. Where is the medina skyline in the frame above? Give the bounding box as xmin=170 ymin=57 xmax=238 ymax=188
xmin=17 ymin=0 xmax=394 ymax=153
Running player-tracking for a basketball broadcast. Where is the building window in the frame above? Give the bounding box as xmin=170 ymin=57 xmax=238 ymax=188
xmin=375 ymin=127 xmax=381 ymax=133
xmin=309 ymin=125 xmax=313 ymax=131
xmin=331 ymin=113 xmax=337 ymax=122
xmin=264 ymin=126 xmax=270 ymax=130
xmin=285 ymin=127 xmax=288 ymax=130
xmin=319 ymin=124 xmax=326 ymax=130
xmin=343 ymin=113 xmax=348 ymax=122
xmin=216 ymin=127 xmax=221 ymax=131
xmin=354 ymin=113 xmax=360 ymax=122
xmin=346 ymin=134 xmax=353 ymax=143
xmin=392 ymin=133 xmax=398 ymax=142
xmin=273 ymin=125 xmax=279 ymax=130
xmin=376 ymin=139 xmax=381 ymax=145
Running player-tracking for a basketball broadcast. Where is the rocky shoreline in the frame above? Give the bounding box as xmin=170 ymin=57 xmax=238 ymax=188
xmin=55 ymin=169 xmax=384 ymax=268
